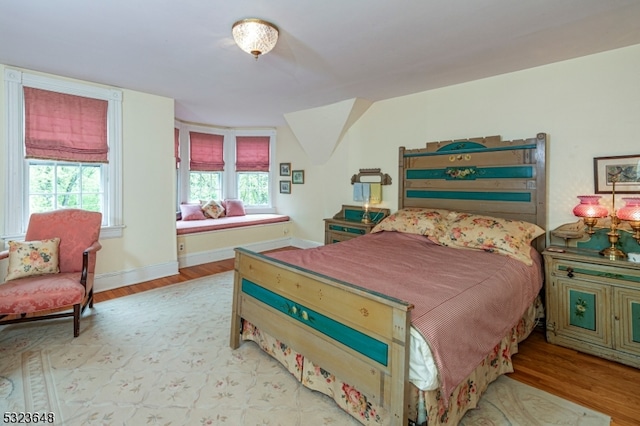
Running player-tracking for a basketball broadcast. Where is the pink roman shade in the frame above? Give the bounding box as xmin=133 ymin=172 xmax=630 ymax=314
xmin=189 ymin=132 xmax=224 ymax=171
xmin=236 ymin=136 xmax=270 ymax=172
xmin=174 ymin=128 xmax=181 ymax=168
xmin=23 ymin=87 xmax=109 ymax=163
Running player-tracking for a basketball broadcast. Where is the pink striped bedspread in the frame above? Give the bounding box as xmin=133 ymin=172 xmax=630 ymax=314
xmin=267 ymin=231 xmax=543 ymax=400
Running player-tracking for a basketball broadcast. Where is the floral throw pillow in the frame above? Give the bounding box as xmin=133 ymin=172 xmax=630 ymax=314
xmin=5 ymin=238 xmax=61 ymax=281
xmin=371 ymin=208 xmax=454 ymax=237
xmin=202 ymin=200 xmax=225 ymax=218
xmin=434 ymin=213 xmax=545 ymax=265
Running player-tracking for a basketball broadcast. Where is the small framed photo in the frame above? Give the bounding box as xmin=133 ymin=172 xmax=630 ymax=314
xmin=279 ymin=180 xmax=291 ymax=194
xmin=594 ymin=154 xmax=640 ymax=193
xmin=292 ymin=170 xmax=305 ymax=184
xmin=279 ymin=163 xmax=291 ymax=176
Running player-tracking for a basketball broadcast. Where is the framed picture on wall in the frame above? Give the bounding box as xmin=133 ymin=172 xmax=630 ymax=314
xmin=280 ymin=180 xmax=291 ymax=194
xmin=292 ymin=170 xmax=304 ymax=184
xmin=279 ymin=163 xmax=291 ymax=176
xmin=594 ymin=154 xmax=640 ymax=193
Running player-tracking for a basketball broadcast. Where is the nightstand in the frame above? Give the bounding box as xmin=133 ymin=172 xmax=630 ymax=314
xmin=543 ymin=246 xmax=640 ymax=368
xmin=324 ymin=205 xmax=390 ymax=245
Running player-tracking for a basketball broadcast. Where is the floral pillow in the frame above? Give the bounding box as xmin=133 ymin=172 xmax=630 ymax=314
xmin=371 ymin=208 xmax=454 ymax=237
xmin=433 ymin=213 xmax=545 ymax=265
xmin=202 ymin=200 xmax=225 ymax=218
xmin=179 ymin=203 xmax=207 ymax=221
xmin=5 ymin=238 xmax=61 ymax=281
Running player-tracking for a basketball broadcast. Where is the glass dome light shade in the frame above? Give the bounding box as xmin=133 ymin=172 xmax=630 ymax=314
xmin=573 ymin=195 xmax=608 ymax=218
xmin=232 ymin=19 xmax=279 ymax=58
xmin=617 ymin=197 xmax=640 ymax=221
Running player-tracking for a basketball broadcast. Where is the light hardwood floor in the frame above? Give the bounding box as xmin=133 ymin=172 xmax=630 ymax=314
xmin=94 ymin=249 xmax=640 ymax=426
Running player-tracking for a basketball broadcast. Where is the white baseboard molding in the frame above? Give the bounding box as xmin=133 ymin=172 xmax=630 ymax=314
xmin=94 ymin=261 xmax=179 ymax=293
xmin=290 ymin=237 xmax=322 ymax=249
xmin=178 ymin=236 xmax=293 ymax=268
xmin=93 ymin=236 xmax=323 ymax=293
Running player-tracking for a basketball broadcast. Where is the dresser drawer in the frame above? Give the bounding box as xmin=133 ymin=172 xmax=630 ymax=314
xmin=326 ymin=231 xmax=357 ymax=244
xmin=328 ymin=224 xmax=367 ymax=235
xmin=550 ymin=258 xmax=640 ymax=289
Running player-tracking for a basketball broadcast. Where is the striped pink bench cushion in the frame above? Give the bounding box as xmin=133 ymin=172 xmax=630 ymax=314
xmin=176 ymin=214 xmax=289 ymax=235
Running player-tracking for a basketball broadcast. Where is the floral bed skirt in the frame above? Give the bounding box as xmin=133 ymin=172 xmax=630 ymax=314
xmin=240 ymin=296 xmax=541 ymax=425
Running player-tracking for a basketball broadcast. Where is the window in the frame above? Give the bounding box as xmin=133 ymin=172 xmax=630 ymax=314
xmin=188 ymin=131 xmax=224 ymax=202
xmin=175 ymin=123 xmax=275 ymax=212
xmin=23 ymin=86 xmax=107 ymax=215
xmin=236 ymin=136 xmax=270 ymax=206
xmin=3 ymin=68 xmax=123 ymax=240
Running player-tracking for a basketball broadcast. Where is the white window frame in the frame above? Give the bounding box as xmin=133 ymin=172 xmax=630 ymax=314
xmin=176 ymin=122 xmax=276 ymax=214
xmin=3 ymin=68 xmax=124 ymax=240
xmin=231 ymin=129 xmax=276 ymax=213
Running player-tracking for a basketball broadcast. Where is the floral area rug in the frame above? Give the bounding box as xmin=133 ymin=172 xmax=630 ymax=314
xmin=0 ymin=272 xmax=610 ymax=425
xmin=460 ymin=375 xmax=610 ymax=426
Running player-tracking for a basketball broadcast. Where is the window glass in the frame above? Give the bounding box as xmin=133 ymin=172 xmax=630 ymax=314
xmin=237 ymin=172 xmax=269 ymax=206
xmin=28 ymin=160 xmax=103 ymax=213
xmin=189 ymin=171 xmax=222 ymax=202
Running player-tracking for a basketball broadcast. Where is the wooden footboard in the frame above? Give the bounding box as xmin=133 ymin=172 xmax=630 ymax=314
xmin=230 ymin=247 xmax=414 ymax=425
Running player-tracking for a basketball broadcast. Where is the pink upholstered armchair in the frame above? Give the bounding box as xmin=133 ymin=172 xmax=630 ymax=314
xmin=0 ymin=209 xmax=102 ymax=337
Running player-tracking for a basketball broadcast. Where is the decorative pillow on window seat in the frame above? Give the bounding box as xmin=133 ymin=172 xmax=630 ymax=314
xmin=223 ymin=199 xmax=246 ymax=217
xmin=5 ymin=238 xmax=61 ymax=281
xmin=179 ymin=203 xmax=207 ymax=221
xmin=202 ymin=200 xmax=225 ymax=218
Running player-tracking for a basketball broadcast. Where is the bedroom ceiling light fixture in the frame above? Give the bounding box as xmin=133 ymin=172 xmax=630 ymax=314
xmin=232 ymin=18 xmax=279 ymax=59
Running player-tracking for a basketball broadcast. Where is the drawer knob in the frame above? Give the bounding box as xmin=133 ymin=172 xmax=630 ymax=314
xmin=566 ymin=267 xmax=574 ymax=278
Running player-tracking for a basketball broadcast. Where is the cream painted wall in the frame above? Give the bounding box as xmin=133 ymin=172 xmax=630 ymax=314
xmin=0 ymin=65 xmax=178 ymax=290
xmin=273 ymin=125 xmax=354 ymax=242
xmin=278 ymin=44 xmax=640 ymax=243
xmin=1 ymin=43 xmax=639 ymax=284
xmin=97 ymin=88 xmax=178 ymax=287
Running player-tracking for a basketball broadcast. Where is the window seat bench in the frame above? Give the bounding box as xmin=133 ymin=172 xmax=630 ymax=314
xmin=176 ymin=214 xmax=290 ymax=235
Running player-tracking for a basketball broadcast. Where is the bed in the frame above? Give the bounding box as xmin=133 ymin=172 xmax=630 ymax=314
xmin=230 ymin=132 xmax=547 ymax=425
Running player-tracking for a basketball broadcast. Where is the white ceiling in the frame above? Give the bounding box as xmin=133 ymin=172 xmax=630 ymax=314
xmin=2 ymin=0 xmax=640 ymax=128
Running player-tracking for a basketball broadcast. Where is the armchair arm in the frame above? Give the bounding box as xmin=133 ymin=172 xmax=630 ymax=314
xmin=0 ymin=250 xmax=8 ymax=261
xmin=81 ymin=241 xmax=102 ymax=285
xmin=84 ymin=241 xmax=102 ymax=254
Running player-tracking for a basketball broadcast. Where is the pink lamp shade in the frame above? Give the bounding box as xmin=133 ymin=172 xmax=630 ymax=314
xmin=573 ymin=195 xmax=608 ymax=218
xmin=617 ymin=197 xmax=640 ymax=221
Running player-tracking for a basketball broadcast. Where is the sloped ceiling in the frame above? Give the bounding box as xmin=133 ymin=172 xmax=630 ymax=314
xmin=284 ymin=98 xmax=372 ymax=164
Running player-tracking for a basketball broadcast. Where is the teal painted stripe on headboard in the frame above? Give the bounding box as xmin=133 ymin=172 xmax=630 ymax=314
xmin=403 ymin=143 xmax=537 ymax=158
xmin=407 ymin=190 xmax=531 ymax=202
xmin=433 ymin=141 xmax=485 ymax=152
xmin=407 ymin=165 xmax=534 ymax=180
xmin=242 ymin=278 xmax=389 ymax=366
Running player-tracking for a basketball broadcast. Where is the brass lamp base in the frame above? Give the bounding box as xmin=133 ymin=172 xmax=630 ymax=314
xmin=600 ymin=246 xmax=626 ymax=260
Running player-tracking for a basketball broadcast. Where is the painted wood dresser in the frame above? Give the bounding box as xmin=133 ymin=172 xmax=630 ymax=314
xmin=324 ymin=204 xmax=390 ymax=245
xmin=543 ymin=246 xmax=640 ymax=368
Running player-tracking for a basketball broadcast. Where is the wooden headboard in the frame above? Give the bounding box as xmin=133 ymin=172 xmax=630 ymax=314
xmin=398 ymin=132 xmax=547 ymax=251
